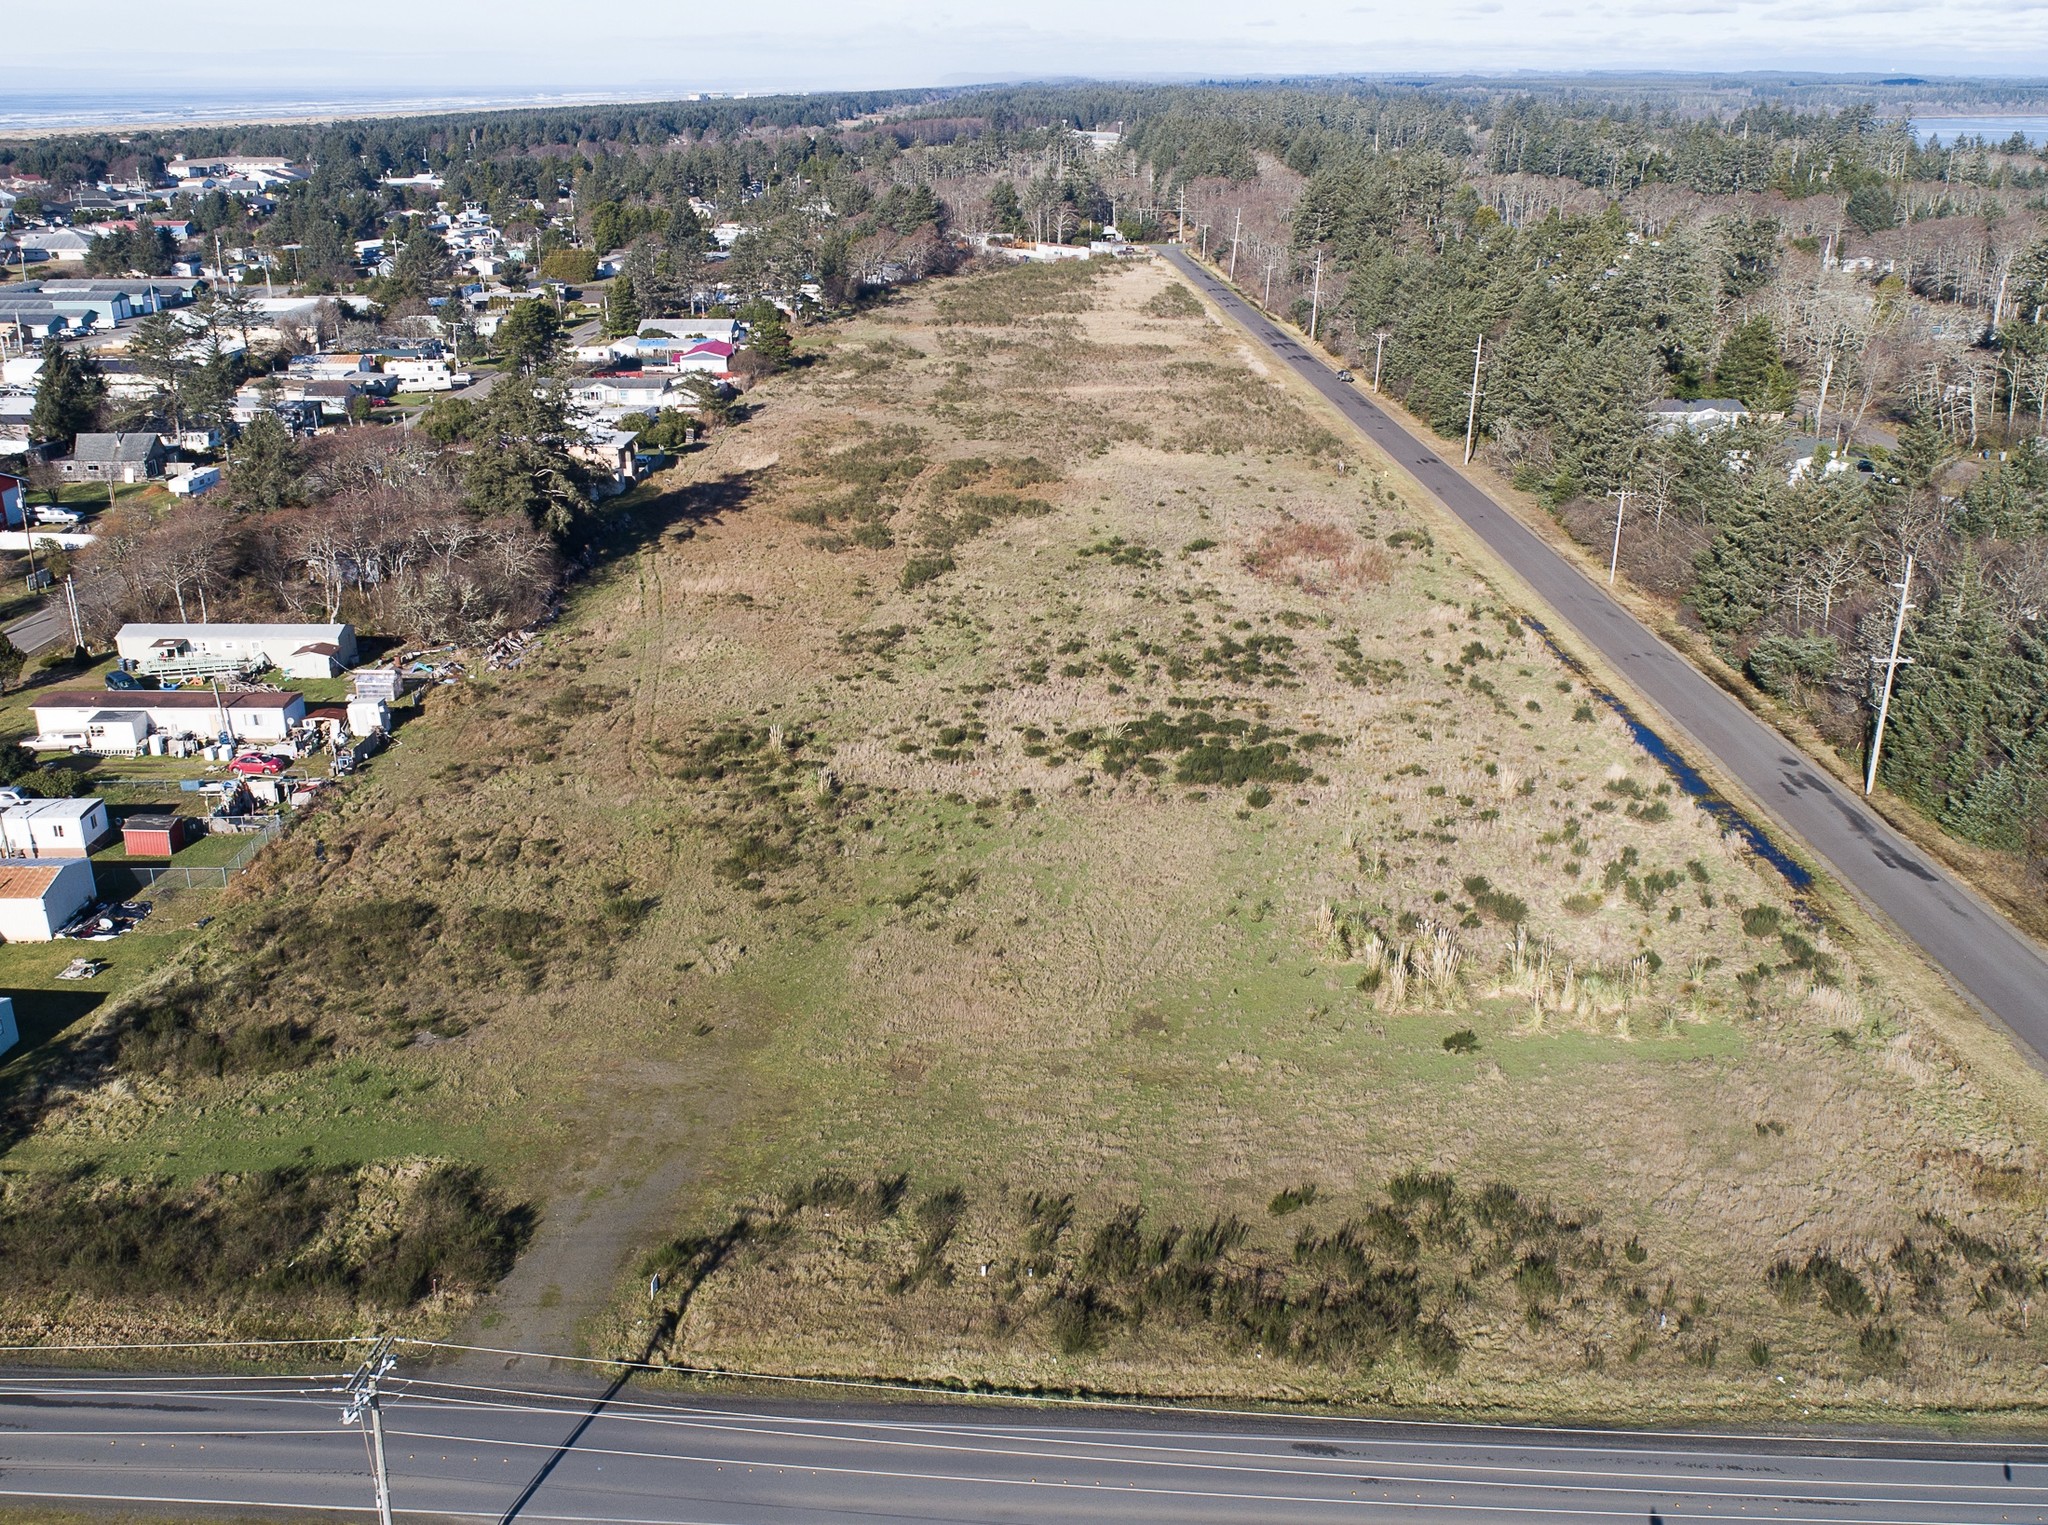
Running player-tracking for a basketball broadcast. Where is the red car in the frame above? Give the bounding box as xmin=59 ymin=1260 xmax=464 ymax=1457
xmin=229 ymin=752 xmax=290 ymax=776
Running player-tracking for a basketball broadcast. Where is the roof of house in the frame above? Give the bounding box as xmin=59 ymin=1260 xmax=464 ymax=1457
xmin=118 ymin=621 xmax=351 ymax=645
xmin=2 ymin=797 xmax=103 ymax=821
xmin=35 ymin=688 xmax=304 ymax=712
xmin=86 ymin=709 xmax=151 ymax=727
xmin=1648 ymin=398 xmax=1747 ymax=413
xmin=70 ymin=433 xmax=162 ymax=463
xmin=0 ymin=863 xmax=72 ymax=900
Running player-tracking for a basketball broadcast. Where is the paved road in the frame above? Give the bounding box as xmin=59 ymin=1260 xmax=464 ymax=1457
xmin=4 ymin=598 xmax=67 ymax=655
xmin=6 ymin=1368 xmax=2048 ymax=1523
xmin=1164 ymin=247 xmax=2048 ymax=1045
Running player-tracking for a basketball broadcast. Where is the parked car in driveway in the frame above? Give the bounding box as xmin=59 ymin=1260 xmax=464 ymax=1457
xmin=229 ymin=752 xmax=290 ymax=776
xmin=33 ymin=505 xmax=82 ymax=526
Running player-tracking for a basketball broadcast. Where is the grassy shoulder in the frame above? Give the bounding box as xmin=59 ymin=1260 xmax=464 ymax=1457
xmin=6 ymin=258 xmax=2048 ymax=1421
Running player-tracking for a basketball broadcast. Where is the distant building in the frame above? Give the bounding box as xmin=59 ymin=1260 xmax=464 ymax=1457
xmin=59 ymin=433 xmax=165 ymax=483
xmin=10 ymin=229 xmax=93 ymax=262
xmin=1647 ymin=399 xmax=1750 ymax=433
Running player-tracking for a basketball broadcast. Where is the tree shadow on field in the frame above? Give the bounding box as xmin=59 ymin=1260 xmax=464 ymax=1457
xmin=0 ymin=986 xmax=111 ymax=1154
xmin=573 ymin=471 xmax=759 ymax=577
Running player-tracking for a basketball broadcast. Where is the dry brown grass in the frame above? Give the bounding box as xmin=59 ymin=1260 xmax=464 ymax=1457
xmin=1243 ymin=520 xmax=1391 ymax=593
xmin=17 ymin=256 xmax=2048 ymax=1423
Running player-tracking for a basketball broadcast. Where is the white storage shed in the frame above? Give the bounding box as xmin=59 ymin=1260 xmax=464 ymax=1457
xmin=0 ymin=859 xmax=96 ymax=942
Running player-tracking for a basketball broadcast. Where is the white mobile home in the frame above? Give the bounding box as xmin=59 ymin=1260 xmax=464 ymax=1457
xmin=0 ymin=797 xmax=113 ymax=858
xmin=115 ymin=622 xmax=358 ymax=679
xmin=31 ymin=689 xmax=307 ymax=750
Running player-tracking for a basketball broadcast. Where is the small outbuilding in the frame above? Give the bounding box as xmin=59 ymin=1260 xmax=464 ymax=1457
xmin=0 ymin=796 xmax=113 ymax=858
xmin=0 ymin=995 xmax=16 ymax=1058
xmin=121 ymin=813 xmax=198 ymax=858
xmin=0 ymin=859 xmax=96 ymax=942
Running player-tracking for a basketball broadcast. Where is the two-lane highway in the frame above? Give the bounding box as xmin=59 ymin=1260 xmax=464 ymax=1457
xmin=1163 ymin=247 xmax=2048 ymax=1046
xmin=7 ymin=1367 xmax=2048 ymax=1522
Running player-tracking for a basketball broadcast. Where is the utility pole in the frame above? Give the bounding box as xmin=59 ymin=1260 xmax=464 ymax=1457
xmin=1307 ymin=249 xmax=1323 ymax=342
xmin=63 ymin=574 xmax=83 ymax=650
xmin=1228 ymin=207 xmax=1241 ymax=280
xmin=339 ymin=1336 xmax=398 ymax=1525
xmin=1607 ymin=489 xmax=1630 ymax=585
xmin=1200 ymin=223 xmax=1209 ymax=261
xmin=1177 ymin=185 xmax=1185 ymax=243
xmin=1262 ymin=257 xmax=1276 ymax=309
xmin=1372 ymin=330 xmax=1390 ymax=392
xmin=1865 ymin=554 xmax=1915 ymax=797
xmin=1814 ymin=351 xmax=1836 ymax=443
xmin=1462 ymin=335 xmax=1486 ymax=465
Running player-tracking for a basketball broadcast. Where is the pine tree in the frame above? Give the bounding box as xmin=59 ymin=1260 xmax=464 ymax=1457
xmin=226 ymin=412 xmax=303 ymax=512
xmin=1710 ymin=317 xmax=1793 ymax=408
xmin=605 ymin=275 xmax=641 ymax=338
xmin=26 ymin=343 xmax=105 ymax=448
xmin=988 ymin=180 xmax=1026 ymax=238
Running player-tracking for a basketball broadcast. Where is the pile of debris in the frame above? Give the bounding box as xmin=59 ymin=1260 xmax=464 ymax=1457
xmin=485 ymin=627 xmax=540 ymax=671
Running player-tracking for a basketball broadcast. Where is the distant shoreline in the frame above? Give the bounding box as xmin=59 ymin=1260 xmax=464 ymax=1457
xmin=0 ymin=89 xmax=753 ymax=139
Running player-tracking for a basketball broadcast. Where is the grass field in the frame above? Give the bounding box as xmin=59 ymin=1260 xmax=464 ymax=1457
xmin=5 ymin=257 xmax=2048 ymax=1420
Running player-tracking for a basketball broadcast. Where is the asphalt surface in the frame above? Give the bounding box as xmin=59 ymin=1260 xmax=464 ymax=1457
xmin=4 ymin=598 xmax=68 ymax=655
xmin=1163 ymin=247 xmax=2048 ymax=1044
xmin=6 ymin=1368 xmax=2048 ymax=1523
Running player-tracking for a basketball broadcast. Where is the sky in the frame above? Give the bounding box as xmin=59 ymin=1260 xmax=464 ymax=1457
xmin=14 ymin=0 xmax=2048 ymax=100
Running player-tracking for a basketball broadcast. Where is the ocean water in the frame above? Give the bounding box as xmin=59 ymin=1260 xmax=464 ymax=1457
xmin=1914 ymin=115 xmax=2048 ymax=146
xmin=0 ymin=88 xmax=678 ymax=134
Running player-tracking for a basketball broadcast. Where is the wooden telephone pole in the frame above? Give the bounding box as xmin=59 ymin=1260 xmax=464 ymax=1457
xmin=339 ymin=1336 xmax=398 ymax=1525
xmin=1462 ymin=335 xmax=1486 ymax=464
xmin=1865 ymin=554 xmax=1916 ymax=797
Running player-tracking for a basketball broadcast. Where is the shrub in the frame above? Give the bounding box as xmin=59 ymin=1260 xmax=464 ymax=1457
xmin=1269 ymin=1183 xmax=1319 ymax=1216
xmin=0 ymin=1162 xmax=527 ymax=1309
xmin=901 ymin=553 xmax=955 ymax=590
xmin=1050 ymin=1283 xmax=1108 ymax=1353
xmin=1766 ymin=1250 xmax=1871 ymax=1317
xmin=1857 ymin=1321 xmax=1905 ymax=1369
xmin=1442 ymin=1029 xmax=1480 ymax=1054
xmin=1142 ymin=284 xmax=1205 ymax=319
xmin=1740 ymin=904 xmax=1784 ymax=938
xmin=1461 ymin=875 xmax=1528 ymax=925
xmin=783 ymin=1172 xmax=908 ymax=1223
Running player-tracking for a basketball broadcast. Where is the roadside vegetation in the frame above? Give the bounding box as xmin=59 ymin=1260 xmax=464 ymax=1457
xmin=5 ymin=86 xmax=2048 ymax=1415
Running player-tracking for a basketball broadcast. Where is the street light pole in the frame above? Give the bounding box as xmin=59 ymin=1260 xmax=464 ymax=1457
xmin=1307 ymin=249 xmax=1322 ymax=342
xmin=1372 ymin=330 xmax=1389 ymax=393
xmin=1228 ymin=207 xmax=1241 ymax=280
xmin=1865 ymin=553 xmax=1916 ymax=797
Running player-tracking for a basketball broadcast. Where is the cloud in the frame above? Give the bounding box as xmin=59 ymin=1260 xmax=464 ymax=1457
xmin=13 ymin=0 xmax=2048 ymax=94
